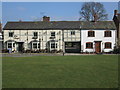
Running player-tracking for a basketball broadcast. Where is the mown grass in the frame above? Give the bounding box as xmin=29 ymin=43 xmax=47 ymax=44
xmin=2 ymin=55 xmax=118 ymax=88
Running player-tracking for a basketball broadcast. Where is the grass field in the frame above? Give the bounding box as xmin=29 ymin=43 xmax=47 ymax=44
xmin=2 ymin=55 xmax=118 ymax=88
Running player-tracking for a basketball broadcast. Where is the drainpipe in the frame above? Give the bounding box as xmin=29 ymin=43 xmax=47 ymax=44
xmin=80 ymin=26 xmax=81 ymax=53
xmin=39 ymin=32 xmax=41 ymax=52
xmin=62 ymin=29 xmax=65 ymax=56
xmin=27 ymin=29 xmax=28 ymax=50
xmin=102 ymin=42 xmax=104 ymax=53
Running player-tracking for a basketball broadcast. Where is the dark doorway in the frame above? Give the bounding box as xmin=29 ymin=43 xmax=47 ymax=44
xmin=65 ymin=42 xmax=81 ymax=53
xmin=17 ymin=42 xmax=24 ymax=52
xmin=0 ymin=41 xmax=2 ymax=52
xmin=95 ymin=41 xmax=101 ymax=53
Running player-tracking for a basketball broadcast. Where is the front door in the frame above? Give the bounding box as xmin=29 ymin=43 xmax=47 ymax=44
xmin=95 ymin=41 xmax=101 ymax=53
xmin=18 ymin=42 xmax=24 ymax=52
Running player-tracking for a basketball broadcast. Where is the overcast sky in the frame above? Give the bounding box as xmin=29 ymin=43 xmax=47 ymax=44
xmin=2 ymin=2 xmax=119 ymax=26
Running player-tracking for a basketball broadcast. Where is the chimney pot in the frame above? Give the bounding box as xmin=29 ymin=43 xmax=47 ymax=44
xmin=19 ymin=20 xmax=22 ymax=22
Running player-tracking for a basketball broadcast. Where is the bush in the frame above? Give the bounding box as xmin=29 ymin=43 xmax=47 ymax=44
xmin=113 ymin=46 xmax=120 ymax=54
xmin=2 ymin=49 xmax=9 ymax=53
xmin=25 ymin=50 xmax=32 ymax=53
xmin=57 ymin=49 xmax=63 ymax=53
xmin=50 ymin=50 xmax=57 ymax=53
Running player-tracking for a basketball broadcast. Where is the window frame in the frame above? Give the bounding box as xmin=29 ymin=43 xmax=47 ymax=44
xmin=51 ymin=43 xmax=55 ymax=48
xmin=86 ymin=42 xmax=93 ymax=49
xmin=51 ymin=42 xmax=58 ymax=49
xmin=32 ymin=43 xmax=37 ymax=49
xmin=7 ymin=42 xmax=12 ymax=49
xmin=105 ymin=42 xmax=112 ymax=49
xmin=71 ymin=30 xmax=75 ymax=35
xmin=9 ymin=32 xmax=14 ymax=37
xmin=7 ymin=42 xmax=15 ymax=49
xmin=88 ymin=31 xmax=95 ymax=37
xmin=32 ymin=42 xmax=40 ymax=49
xmin=38 ymin=43 xmax=40 ymax=48
xmin=56 ymin=43 xmax=57 ymax=48
xmin=33 ymin=32 xmax=38 ymax=37
xmin=51 ymin=32 xmax=55 ymax=37
xmin=104 ymin=31 xmax=112 ymax=37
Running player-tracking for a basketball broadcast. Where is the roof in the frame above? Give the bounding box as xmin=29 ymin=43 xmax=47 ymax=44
xmin=79 ymin=21 xmax=116 ymax=30
xmin=3 ymin=21 xmax=116 ymax=30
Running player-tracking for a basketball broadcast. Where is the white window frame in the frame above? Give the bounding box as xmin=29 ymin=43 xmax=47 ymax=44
xmin=9 ymin=32 xmax=14 ymax=37
xmin=71 ymin=30 xmax=75 ymax=35
xmin=50 ymin=42 xmax=57 ymax=49
xmin=33 ymin=32 xmax=38 ymax=37
xmin=7 ymin=42 xmax=15 ymax=49
xmin=51 ymin=32 xmax=55 ymax=37
xmin=32 ymin=42 xmax=40 ymax=49
xmin=51 ymin=42 xmax=55 ymax=48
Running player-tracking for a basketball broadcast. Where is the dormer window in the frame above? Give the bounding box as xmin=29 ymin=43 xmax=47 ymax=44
xmin=32 ymin=32 xmax=38 ymax=39
xmin=9 ymin=32 xmax=14 ymax=37
xmin=104 ymin=31 xmax=111 ymax=37
xmin=88 ymin=31 xmax=95 ymax=37
xmin=33 ymin=32 xmax=38 ymax=37
xmin=71 ymin=31 xmax=75 ymax=35
xmin=51 ymin=32 xmax=55 ymax=37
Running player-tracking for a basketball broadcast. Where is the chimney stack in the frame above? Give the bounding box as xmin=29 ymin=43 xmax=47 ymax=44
xmin=43 ymin=16 xmax=50 ymax=22
xmin=19 ymin=19 xmax=22 ymax=22
xmin=114 ymin=10 xmax=118 ymax=16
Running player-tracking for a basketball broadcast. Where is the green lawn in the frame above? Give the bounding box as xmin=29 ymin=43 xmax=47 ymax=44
xmin=2 ymin=55 xmax=118 ymax=88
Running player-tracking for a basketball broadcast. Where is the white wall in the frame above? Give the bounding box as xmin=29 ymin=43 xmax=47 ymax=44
xmin=4 ymin=30 xmax=63 ymax=51
xmin=64 ymin=30 xmax=80 ymax=42
xmin=81 ymin=30 xmax=116 ymax=53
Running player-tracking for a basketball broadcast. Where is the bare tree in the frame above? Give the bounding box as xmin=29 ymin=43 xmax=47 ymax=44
xmin=80 ymin=2 xmax=108 ymax=21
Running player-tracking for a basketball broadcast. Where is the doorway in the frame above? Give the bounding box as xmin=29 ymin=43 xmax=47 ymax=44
xmin=95 ymin=41 xmax=101 ymax=53
xmin=17 ymin=42 xmax=24 ymax=52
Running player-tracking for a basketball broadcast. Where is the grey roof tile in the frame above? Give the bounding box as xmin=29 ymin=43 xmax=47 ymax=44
xmin=3 ymin=21 xmax=116 ymax=30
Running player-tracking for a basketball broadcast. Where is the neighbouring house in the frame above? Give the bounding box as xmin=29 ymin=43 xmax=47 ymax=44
xmin=0 ymin=23 xmax=3 ymax=52
xmin=81 ymin=21 xmax=116 ymax=53
xmin=3 ymin=16 xmax=116 ymax=53
xmin=113 ymin=10 xmax=120 ymax=47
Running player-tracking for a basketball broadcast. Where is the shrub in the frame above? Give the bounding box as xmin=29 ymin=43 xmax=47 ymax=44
xmin=113 ymin=46 xmax=120 ymax=54
xmin=2 ymin=49 xmax=9 ymax=53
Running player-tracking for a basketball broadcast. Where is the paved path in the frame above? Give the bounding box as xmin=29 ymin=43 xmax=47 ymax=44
xmin=1 ymin=53 xmax=118 ymax=57
xmin=2 ymin=53 xmax=63 ymax=57
xmin=65 ymin=53 xmax=96 ymax=55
